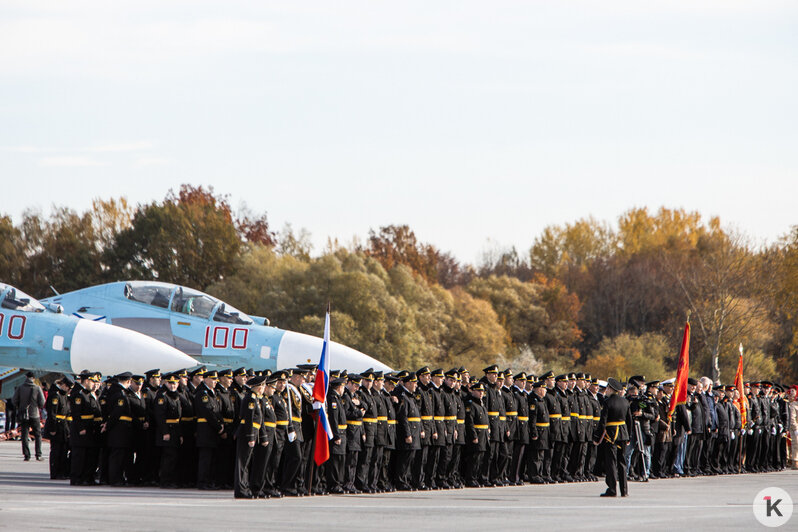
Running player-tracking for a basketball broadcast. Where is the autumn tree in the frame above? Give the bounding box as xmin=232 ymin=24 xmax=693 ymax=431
xmin=105 ymin=185 xmax=241 ymax=289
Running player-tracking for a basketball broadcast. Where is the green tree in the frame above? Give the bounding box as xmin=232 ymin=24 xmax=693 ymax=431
xmin=583 ymin=333 xmax=671 ymax=380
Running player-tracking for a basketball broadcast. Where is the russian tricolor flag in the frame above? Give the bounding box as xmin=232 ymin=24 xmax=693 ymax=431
xmin=313 ymin=304 xmax=333 ymax=466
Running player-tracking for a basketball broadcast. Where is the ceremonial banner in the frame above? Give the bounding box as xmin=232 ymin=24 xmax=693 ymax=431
xmin=667 ymin=320 xmax=690 ymax=421
xmin=734 ymin=344 xmax=748 ymax=426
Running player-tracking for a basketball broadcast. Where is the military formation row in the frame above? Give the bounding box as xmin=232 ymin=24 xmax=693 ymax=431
xmin=42 ymin=365 xmax=797 ymax=499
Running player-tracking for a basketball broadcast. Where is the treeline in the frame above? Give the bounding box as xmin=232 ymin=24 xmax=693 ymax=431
xmin=1 ymin=185 xmax=796 ymax=382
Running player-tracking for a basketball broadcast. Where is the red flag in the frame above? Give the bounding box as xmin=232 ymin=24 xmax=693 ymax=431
xmin=667 ymin=321 xmax=690 ymax=421
xmin=734 ymin=345 xmax=748 ymax=427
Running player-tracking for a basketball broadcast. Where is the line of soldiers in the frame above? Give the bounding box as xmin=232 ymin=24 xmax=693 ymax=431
xmin=41 ymin=364 xmax=795 ymax=498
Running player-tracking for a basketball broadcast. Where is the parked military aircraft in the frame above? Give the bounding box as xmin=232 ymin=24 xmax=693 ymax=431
xmin=42 ymin=281 xmax=391 ymax=373
xmin=0 ymin=282 xmax=198 ymax=379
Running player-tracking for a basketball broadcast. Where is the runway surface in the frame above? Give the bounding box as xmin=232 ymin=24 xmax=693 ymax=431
xmin=0 ymin=441 xmax=794 ymax=531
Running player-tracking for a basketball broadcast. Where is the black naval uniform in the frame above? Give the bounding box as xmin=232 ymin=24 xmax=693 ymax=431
xmin=69 ymin=382 xmax=102 ymax=485
xmin=464 ymin=393 xmax=489 ymax=486
xmin=543 ymin=385 xmax=562 ymax=481
xmin=234 ymin=388 xmax=262 ymax=498
xmin=216 ymin=383 xmax=237 ymax=490
xmin=326 ymin=389 xmax=348 ymax=493
xmin=528 ymin=391 xmax=551 ymax=483
xmin=280 ymin=384 xmax=305 ymax=495
xmin=343 ymin=387 xmax=365 ymax=492
xmin=510 ymin=384 xmax=529 ymax=484
xmin=44 ymin=384 xmax=70 ymax=480
xmin=268 ymin=389 xmax=289 ymax=493
xmin=379 ymin=388 xmax=398 ymax=491
xmin=451 ymin=386 xmax=466 ymax=488
xmin=251 ymin=393 xmax=276 ymax=497
xmin=372 ymin=387 xmax=389 ymax=491
xmin=481 ymin=378 xmax=506 ymax=485
xmin=596 ymin=392 xmax=633 ymax=496
xmin=154 ymin=388 xmax=182 ymax=488
xmin=106 ymin=382 xmax=136 ymax=486
xmin=128 ymin=386 xmax=148 ymax=485
xmin=394 ymin=384 xmax=421 ymax=490
xmin=412 ymin=382 xmax=434 ymax=489
xmin=439 ymin=383 xmax=458 ymax=488
xmin=177 ymin=383 xmax=196 ymax=487
xmin=194 ymin=382 xmax=223 ymax=490
xmin=356 ymin=386 xmax=378 ymax=491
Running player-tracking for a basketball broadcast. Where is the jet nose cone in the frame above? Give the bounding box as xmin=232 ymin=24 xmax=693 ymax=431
xmin=276 ymin=331 xmax=391 ymax=372
xmin=70 ymin=319 xmax=198 ymax=374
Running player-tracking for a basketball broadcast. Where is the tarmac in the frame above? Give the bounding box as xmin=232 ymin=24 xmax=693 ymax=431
xmin=0 ymin=440 xmax=795 ymax=531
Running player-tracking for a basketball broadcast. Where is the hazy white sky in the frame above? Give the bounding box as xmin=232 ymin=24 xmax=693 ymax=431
xmin=1 ymin=1 xmax=796 ymax=262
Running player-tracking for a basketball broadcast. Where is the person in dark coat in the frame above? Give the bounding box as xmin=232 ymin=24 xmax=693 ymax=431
xmin=393 ymin=371 xmax=422 ymax=491
xmin=509 ymin=372 xmax=530 ymax=485
xmin=233 ymin=375 xmax=264 ymax=499
xmin=326 ymin=378 xmax=348 ymax=494
xmin=13 ymin=371 xmax=45 ymax=462
xmin=252 ymin=376 xmax=278 ymax=498
xmin=343 ymin=374 xmax=366 ymax=493
xmin=595 ymin=378 xmax=633 ymax=497
xmin=371 ymin=371 xmax=388 ymax=492
xmin=44 ymin=376 xmax=72 ymax=479
xmin=464 ymin=381 xmax=489 ymax=487
xmin=105 ymin=372 xmax=136 ymax=486
xmin=154 ymin=373 xmax=182 ymax=489
xmin=528 ymin=380 xmax=551 ymax=483
xmin=69 ymin=371 xmax=102 ymax=485
xmin=193 ymin=370 xmax=223 ymax=490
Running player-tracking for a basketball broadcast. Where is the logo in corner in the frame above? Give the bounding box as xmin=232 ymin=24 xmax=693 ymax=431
xmin=753 ymin=487 xmax=793 ymax=527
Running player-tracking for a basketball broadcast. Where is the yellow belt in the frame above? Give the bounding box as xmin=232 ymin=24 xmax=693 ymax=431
xmin=474 ymin=424 xmax=489 ymax=429
xmin=607 ymin=421 xmax=625 ymax=426
xmin=291 ymin=416 xmax=301 ymax=423
xmin=433 ymin=416 xmax=444 ymax=421
xmin=166 ymin=419 xmax=180 ymax=424
xmin=561 ymin=416 xmax=571 ymax=421
xmin=408 ymin=417 xmax=421 ymax=422
xmin=276 ymin=420 xmax=289 ymax=426
xmin=377 ymin=416 xmax=388 ymax=421
xmin=263 ymin=422 xmax=276 ymax=428
xmin=550 ymin=414 xmax=562 ymax=418
xmin=487 ymin=412 xmax=499 ymax=416
xmin=80 ymin=415 xmax=94 ymax=420
xmin=119 ymin=416 xmax=132 ymax=422
xmin=252 ymin=422 xmax=261 ymax=429
xmin=506 ymin=411 xmax=518 ymax=416
xmin=363 ymin=418 xmax=377 ymax=423
xmin=347 ymin=420 xmax=363 ymax=426
xmin=499 ymin=417 xmax=506 ymax=421
xmin=338 ymin=424 xmax=348 ymax=430
xmin=197 ymin=418 xmax=207 ymax=423
xmin=181 ymin=417 xmax=194 ymax=422
xmin=223 ymin=418 xmax=234 ymax=423
xmin=94 ymin=417 xmax=103 ymax=421
xmin=421 ymin=416 xmax=433 ymax=421
xmin=387 ymin=420 xmax=397 ymax=425
xmin=138 ymin=417 xmax=146 ymax=422
xmin=66 ymin=416 xmax=72 ymax=421
xmin=518 ymin=416 xmax=529 ymax=421
xmin=536 ymin=422 xmax=550 ymax=427
xmin=444 ymin=416 xmax=456 ymax=420
xmin=593 ymin=417 xmax=600 ymax=421
xmin=55 ymin=415 xmax=67 ymax=420
xmin=457 ymin=420 xmax=465 ymax=424
xmin=570 ymin=412 xmax=579 ymax=417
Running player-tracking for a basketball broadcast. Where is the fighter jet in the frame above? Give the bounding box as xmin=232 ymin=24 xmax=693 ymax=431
xmin=0 ymin=282 xmax=198 ymax=376
xmin=42 ymin=281 xmax=391 ymax=373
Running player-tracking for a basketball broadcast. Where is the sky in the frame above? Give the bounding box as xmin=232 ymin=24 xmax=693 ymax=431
xmin=1 ymin=1 xmax=796 ymax=263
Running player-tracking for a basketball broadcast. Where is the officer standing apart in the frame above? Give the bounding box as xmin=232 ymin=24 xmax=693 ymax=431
xmin=594 ymin=377 xmax=633 ymax=497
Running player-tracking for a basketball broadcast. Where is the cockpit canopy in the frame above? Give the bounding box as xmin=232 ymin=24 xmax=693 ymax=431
xmin=123 ymin=281 xmax=253 ymax=325
xmin=0 ymin=283 xmax=45 ymax=313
